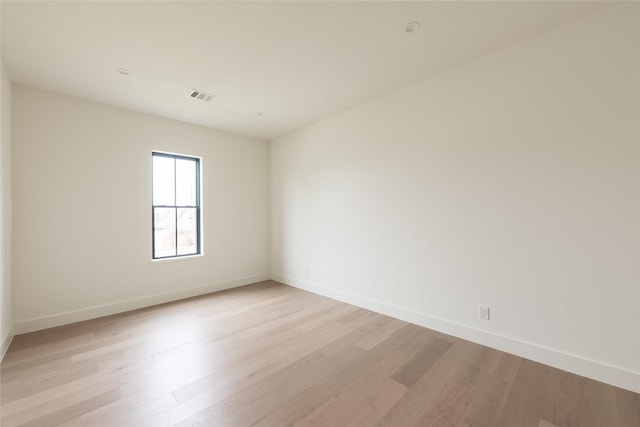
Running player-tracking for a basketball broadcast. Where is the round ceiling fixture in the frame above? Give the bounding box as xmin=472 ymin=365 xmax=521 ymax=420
xmin=115 ymin=67 xmax=130 ymax=75
xmin=405 ymin=21 xmax=421 ymax=33
xmin=257 ymin=112 xmax=266 ymax=117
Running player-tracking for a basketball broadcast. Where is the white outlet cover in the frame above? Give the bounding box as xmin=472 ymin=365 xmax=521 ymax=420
xmin=479 ymin=306 xmax=490 ymax=320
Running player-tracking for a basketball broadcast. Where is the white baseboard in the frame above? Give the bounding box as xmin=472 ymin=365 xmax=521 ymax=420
xmin=1 ymin=324 xmax=14 ymax=361
xmin=14 ymin=273 xmax=270 ymax=335
xmin=271 ymin=272 xmax=640 ymax=394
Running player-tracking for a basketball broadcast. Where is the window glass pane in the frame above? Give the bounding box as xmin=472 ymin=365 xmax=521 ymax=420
xmin=152 ymin=152 xmax=200 ymax=260
xmin=153 ymin=156 xmax=175 ymax=206
xmin=177 ymin=207 xmax=197 ymax=255
xmin=176 ymin=159 xmax=197 ymax=206
xmin=154 ymin=207 xmax=176 ymax=258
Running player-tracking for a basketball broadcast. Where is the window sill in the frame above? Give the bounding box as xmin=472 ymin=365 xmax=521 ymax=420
xmin=150 ymin=254 xmax=204 ymax=264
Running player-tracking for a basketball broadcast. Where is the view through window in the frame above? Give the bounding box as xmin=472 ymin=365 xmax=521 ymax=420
xmin=152 ymin=152 xmax=201 ymax=259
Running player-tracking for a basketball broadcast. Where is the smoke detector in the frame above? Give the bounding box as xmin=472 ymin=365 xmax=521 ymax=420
xmin=189 ymin=90 xmax=214 ymax=102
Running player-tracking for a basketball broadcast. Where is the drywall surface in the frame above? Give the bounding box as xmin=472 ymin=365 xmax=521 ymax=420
xmin=270 ymin=4 xmax=640 ymax=391
xmin=1 ymin=63 xmax=13 ymax=357
xmin=12 ymin=86 xmax=270 ymax=331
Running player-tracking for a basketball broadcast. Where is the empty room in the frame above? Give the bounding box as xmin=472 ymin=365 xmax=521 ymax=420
xmin=0 ymin=1 xmax=638 ymax=426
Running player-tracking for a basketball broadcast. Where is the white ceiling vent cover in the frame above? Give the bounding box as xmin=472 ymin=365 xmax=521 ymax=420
xmin=189 ymin=89 xmax=214 ymax=102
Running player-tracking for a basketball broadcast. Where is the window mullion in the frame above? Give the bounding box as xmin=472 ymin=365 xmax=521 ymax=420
xmin=173 ymin=159 xmax=178 ymax=257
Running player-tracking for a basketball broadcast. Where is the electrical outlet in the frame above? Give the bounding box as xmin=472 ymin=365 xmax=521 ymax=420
xmin=478 ymin=306 xmax=490 ymax=320
xmin=305 ymin=268 xmax=309 ymax=278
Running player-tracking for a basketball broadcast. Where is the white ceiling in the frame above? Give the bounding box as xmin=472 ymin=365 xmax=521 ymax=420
xmin=1 ymin=1 xmax=604 ymax=140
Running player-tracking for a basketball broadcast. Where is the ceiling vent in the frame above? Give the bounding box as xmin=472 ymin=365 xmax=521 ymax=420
xmin=189 ymin=89 xmax=214 ymax=102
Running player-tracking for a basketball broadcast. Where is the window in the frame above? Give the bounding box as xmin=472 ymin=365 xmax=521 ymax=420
xmin=152 ymin=152 xmax=201 ymax=259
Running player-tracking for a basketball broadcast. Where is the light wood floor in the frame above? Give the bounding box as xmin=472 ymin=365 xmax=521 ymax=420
xmin=1 ymin=281 xmax=638 ymax=427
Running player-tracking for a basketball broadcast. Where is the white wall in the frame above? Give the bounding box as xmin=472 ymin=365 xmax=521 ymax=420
xmin=1 ymin=63 xmax=13 ymax=357
xmin=12 ymin=86 xmax=270 ymax=332
xmin=270 ymin=4 xmax=640 ymax=392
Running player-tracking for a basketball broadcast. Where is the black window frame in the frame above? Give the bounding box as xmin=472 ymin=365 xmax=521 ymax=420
xmin=152 ymin=151 xmax=201 ymax=260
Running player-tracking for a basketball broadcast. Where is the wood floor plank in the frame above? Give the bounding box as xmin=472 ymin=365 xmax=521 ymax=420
xmin=285 ymin=325 xmax=429 ymax=426
xmin=456 ymin=351 xmax=522 ymax=427
xmin=0 ymin=280 xmax=636 ymax=427
xmin=356 ymin=318 xmax=408 ymax=350
xmin=251 ymin=344 xmax=370 ymax=427
xmin=251 ymin=323 xmax=426 ymax=427
xmin=375 ymin=339 xmax=484 ymax=426
xmin=614 ymin=386 xmax=640 ymax=427
xmin=336 ymin=306 xmax=371 ymax=324
xmin=82 ymin=393 xmax=177 ymax=427
xmin=417 ymin=346 xmax=494 ymax=426
xmin=1 ymin=359 xmax=100 ymax=404
xmin=497 ymin=359 xmax=555 ymax=427
xmin=579 ymin=378 xmax=622 ymax=427
xmin=170 ymin=318 xmax=352 ymax=404
xmin=171 ymin=351 xmax=336 ymax=427
xmin=134 ymin=312 xmax=376 ymax=426
xmin=1 ymin=377 xmax=121 ymax=424
xmin=10 ymin=389 xmax=121 ymax=427
xmin=539 ymin=369 xmax=582 ymax=427
xmin=87 ymin=307 xmax=367 ymax=425
xmin=391 ymin=335 xmax=453 ymax=388
xmin=344 ymin=378 xmax=407 ymax=427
